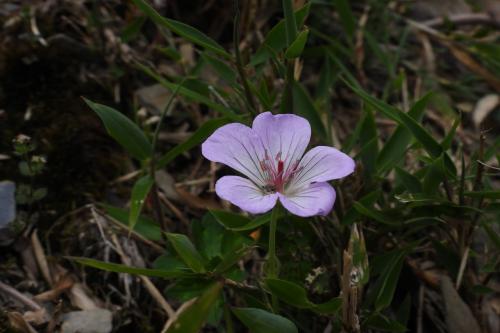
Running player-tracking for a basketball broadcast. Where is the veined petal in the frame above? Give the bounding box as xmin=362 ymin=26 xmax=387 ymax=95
xmin=202 ymin=123 xmax=266 ymax=186
xmin=252 ymin=112 xmax=311 ymax=174
xmin=215 ymin=176 xmax=278 ymax=214
xmin=288 ymin=146 xmax=355 ymax=190
xmin=278 ymin=182 xmax=336 ymax=217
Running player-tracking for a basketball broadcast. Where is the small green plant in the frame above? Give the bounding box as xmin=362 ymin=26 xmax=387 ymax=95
xmin=77 ymin=0 xmax=500 ymax=332
xmin=12 ymin=134 xmax=47 ymax=228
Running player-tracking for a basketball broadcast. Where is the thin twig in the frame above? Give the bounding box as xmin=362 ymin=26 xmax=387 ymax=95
xmin=422 ymin=13 xmax=500 ymax=29
xmin=0 ymin=282 xmax=41 ymax=311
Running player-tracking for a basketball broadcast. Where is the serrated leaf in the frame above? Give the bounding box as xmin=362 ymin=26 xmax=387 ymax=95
xmin=132 ymin=0 xmax=230 ymax=58
xmin=84 ymin=98 xmax=152 ymax=161
xmin=232 ymin=307 xmax=298 ymax=333
xmin=166 ymin=233 xmax=206 ymax=273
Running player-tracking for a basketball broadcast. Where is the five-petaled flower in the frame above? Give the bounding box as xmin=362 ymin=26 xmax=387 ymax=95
xmin=202 ymin=112 xmax=355 ymax=217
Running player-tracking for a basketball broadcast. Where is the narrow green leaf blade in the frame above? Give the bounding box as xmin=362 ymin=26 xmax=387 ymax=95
xmin=83 ymin=98 xmax=152 ymax=161
xmin=166 ymin=233 xmax=206 ymax=273
xmin=129 ymin=175 xmax=154 ymax=231
xmin=266 ymin=278 xmax=312 ymax=309
xmin=232 ymin=307 xmax=298 ymax=333
xmin=284 ymin=29 xmax=309 ymax=59
xmin=132 ymin=0 xmax=230 ymax=57
xmin=374 ymin=249 xmax=408 ymax=311
xmin=292 ymin=81 xmax=327 ymax=139
xmin=210 ymin=210 xmax=271 ymax=231
xmin=157 ymin=117 xmax=232 ymax=169
xmin=70 ymin=257 xmax=191 ymax=278
xmin=166 ymin=281 xmax=224 ymax=333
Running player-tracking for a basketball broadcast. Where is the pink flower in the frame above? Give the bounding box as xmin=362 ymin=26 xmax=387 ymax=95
xmin=202 ymin=112 xmax=355 ymax=217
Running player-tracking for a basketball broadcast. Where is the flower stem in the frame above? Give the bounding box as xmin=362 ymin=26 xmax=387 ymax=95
xmin=267 ymin=204 xmax=281 ymax=279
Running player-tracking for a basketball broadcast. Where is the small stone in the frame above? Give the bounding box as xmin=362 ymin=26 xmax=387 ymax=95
xmin=61 ymin=309 xmax=113 ymax=333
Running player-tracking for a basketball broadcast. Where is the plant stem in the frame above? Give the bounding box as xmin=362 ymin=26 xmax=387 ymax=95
xmin=149 ymin=78 xmax=186 ymax=235
xmin=281 ymin=0 xmax=297 ymax=114
xmin=267 ymin=204 xmax=280 ymax=279
xmin=233 ymin=0 xmax=257 ymax=115
xmin=266 ymin=204 xmax=281 ymax=312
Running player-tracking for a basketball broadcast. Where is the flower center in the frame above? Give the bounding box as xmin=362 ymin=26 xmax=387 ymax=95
xmin=259 ymin=150 xmax=302 ymax=194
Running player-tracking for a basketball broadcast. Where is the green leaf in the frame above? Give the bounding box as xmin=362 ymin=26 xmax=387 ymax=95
xmin=129 ymin=175 xmax=154 ymax=231
xmin=359 ymin=106 xmax=378 ymax=179
xmin=376 ymin=93 xmax=431 ymax=173
xmin=282 ymin=0 xmax=298 ymax=46
xmin=132 ymin=0 xmax=230 ymax=58
xmin=265 ymin=278 xmax=342 ymax=314
xmin=266 ymin=278 xmax=312 ymax=308
xmin=102 ymin=204 xmax=163 ymax=241
xmin=314 ymin=297 xmax=342 ymax=314
xmin=395 ymin=167 xmax=422 ymax=193
xmin=422 ymin=155 xmax=446 ymax=194
xmin=201 ymin=53 xmax=237 ymax=83
xmin=210 ymin=210 xmax=271 ymax=231
xmin=292 ymin=81 xmax=327 ymax=139
xmin=121 ymin=15 xmax=146 ymax=43
xmin=157 ymin=117 xmax=232 ymax=169
xmin=232 ymin=307 xmax=298 ymax=333
xmin=332 ymin=0 xmax=356 ymax=39
xmin=353 ymin=202 xmax=398 ymax=225
xmin=482 ymin=223 xmax=500 ymax=250
xmin=285 ymin=29 xmax=309 ymax=59
xmin=343 ymin=80 xmax=443 ymax=158
xmin=70 ymin=257 xmax=191 ymax=278
xmin=441 ymin=115 xmax=460 ymax=150
xmin=166 ymin=233 xmax=206 ymax=273
xmin=166 ymin=281 xmax=224 ymax=333
xmin=250 ymin=4 xmax=310 ymax=66
xmin=364 ymin=313 xmax=407 ymax=332
xmin=398 ymin=109 xmax=442 ymax=158
xmin=373 ymin=249 xmax=407 ymax=311
xmin=83 ymin=98 xmax=152 ymax=161
xmin=214 ymin=244 xmax=252 ymax=274
xmin=137 ymin=63 xmax=238 ymax=120
xmin=464 ymin=191 xmax=500 ymax=199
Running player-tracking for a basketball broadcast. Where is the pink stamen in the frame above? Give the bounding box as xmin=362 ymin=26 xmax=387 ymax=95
xmin=260 ymin=151 xmax=300 ymax=193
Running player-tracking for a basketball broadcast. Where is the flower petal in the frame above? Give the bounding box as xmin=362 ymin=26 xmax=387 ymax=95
xmin=252 ymin=112 xmax=311 ymax=173
xmin=278 ymin=182 xmax=336 ymax=217
xmin=215 ymin=176 xmax=278 ymax=214
xmin=288 ymin=146 xmax=355 ymax=190
xmin=202 ymin=123 xmax=266 ymax=186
